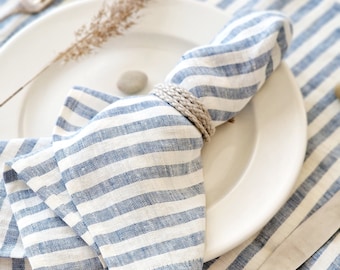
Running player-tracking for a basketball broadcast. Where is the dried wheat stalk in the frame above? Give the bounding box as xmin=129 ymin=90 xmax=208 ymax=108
xmin=57 ymin=0 xmax=148 ymax=62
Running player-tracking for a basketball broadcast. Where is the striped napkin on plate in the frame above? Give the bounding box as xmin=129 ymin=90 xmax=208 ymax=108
xmin=0 ymin=11 xmax=291 ymax=269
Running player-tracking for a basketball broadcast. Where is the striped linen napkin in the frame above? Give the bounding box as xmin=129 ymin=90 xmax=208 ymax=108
xmin=0 ymin=11 xmax=291 ymax=269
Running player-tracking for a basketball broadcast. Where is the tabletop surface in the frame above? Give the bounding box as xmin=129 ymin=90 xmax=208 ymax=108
xmin=0 ymin=0 xmax=339 ymax=269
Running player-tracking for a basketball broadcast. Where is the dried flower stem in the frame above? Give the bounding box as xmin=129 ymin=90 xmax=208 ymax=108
xmin=0 ymin=0 xmax=148 ymax=107
xmin=57 ymin=0 xmax=147 ymax=62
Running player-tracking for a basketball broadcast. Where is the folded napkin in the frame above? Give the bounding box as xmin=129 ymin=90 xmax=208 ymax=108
xmin=0 ymin=11 xmax=292 ymax=269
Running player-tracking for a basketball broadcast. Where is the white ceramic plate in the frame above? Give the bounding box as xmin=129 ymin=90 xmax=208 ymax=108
xmin=0 ymin=0 xmax=307 ymax=261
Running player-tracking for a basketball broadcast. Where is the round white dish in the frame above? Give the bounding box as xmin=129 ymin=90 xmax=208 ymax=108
xmin=0 ymin=0 xmax=307 ymax=261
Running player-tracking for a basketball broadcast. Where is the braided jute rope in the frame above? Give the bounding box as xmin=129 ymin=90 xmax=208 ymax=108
xmin=151 ymin=83 xmax=215 ymax=142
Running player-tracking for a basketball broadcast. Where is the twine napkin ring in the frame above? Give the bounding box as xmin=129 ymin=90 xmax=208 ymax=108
xmin=152 ymin=83 xmax=215 ymax=142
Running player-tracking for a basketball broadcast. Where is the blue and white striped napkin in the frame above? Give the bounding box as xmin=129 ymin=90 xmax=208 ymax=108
xmin=0 ymin=11 xmax=291 ymax=269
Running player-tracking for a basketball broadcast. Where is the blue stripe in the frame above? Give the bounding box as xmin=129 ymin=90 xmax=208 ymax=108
xmin=203 ymin=258 xmax=219 ymax=270
xmin=307 ymin=91 xmax=338 ymax=124
xmin=8 ymin=189 xmax=37 ymax=203
xmin=92 ymin=99 xmax=169 ymax=121
xmin=53 ymin=99 xmax=172 ymax=141
xmin=189 ymin=84 xmax=258 ymax=100
xmin=290 ymin=0 xmax=324 ymax=23
xmin=265 ymin=57 xmax=274 ymax=79
xmin=0 ymin=179 xmax=6 ymax=210
xmin=171 ymin=51 xmax=272 ymax=85
xmin=301 ymin=55 xmax=340 ymax=97
xmin=36 ymin=182 xmax=66 ymax=201
xmin=291 ymin=29 xmax=339 ymax=77
xmin=57 ymin=115 xmax=198 ymax=159
xmin=15 ymin=202 xmax=48 ymax=220
xmin=55 ymin=116 xmax=81 ymax=132
xmin=53 ymin=201 xmax=78 ymax=219
xmin=62 ymin=219 xmax=88 ymax=240
xmin=154 ymin=259 xmax=204 ymax=270
xmin=11 ymin=258 xmax=26 ymax=270
xmin=276 ymin=23 xmax=290 ymax=57
xmin=34 ymin=258 xmax=104 ymax=270
xmin=81 ymin=183 xmax=204 ymax=226
xmin=305 ymin=113 xmax=340 ymax=159
xmin=73 ymin=86 xmax=120 ymax=104
xmin=216 ymin=0 xmax=237 ymax=9
xmin=0 ymin=216 xmax=20 ymax=257
xmin=105 ymin=232 xmax=204 ymax=267
xmin=183 ymin=20 xmax=287 ymax=59
xmin=220 ymin=12 xmax=287 ymax=43
xmin=0 ymin=140 xmax=8 ymax=155
xmin=17 ymin=139 xmax=39 ymax=156
xmin=286 ymin=146 xmax=339 ymax=216
xmin=232 ymin=0 xmax=262 ymax=18
xmin=327 ymin=254 xmax=340 ymax=270
xmin=71 ymin=158 xmax=202 ymax=204
xmin=0 ymin=138 xmax=9 ymax=207
xmin=9 ymin=156 xmax=57 ymax=183
xmin=26 ymin=236 xmax=88 ymax=256
xmin=287 ymin=4 xmax=339 ymax=55
xmin=305 ymin=180 xmax=340 ymax=219
xmin=3 ymin=169 xmax=18 ymax=184
xmin=63 ymin=96 xmax=99 ymax=120
xmin=61 ymin=137 xmax=202 ymax=181
xmin=20 ymin=217 xmax=66 ymax=237
xmin=266 ymin=1 xmax=289 ymax=11
xmin=208 ymin=109 xmax=236 ymax=122
xmin=94 ymin=207 xmax=205 ymax=246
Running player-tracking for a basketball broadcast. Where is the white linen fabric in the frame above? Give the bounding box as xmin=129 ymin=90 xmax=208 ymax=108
xmin=0 ymin=9 xmax=291 ymax=270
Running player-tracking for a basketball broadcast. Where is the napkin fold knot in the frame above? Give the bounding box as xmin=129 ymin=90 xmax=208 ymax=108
xmin=151 ymin=83 xmax=215 ymax=142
